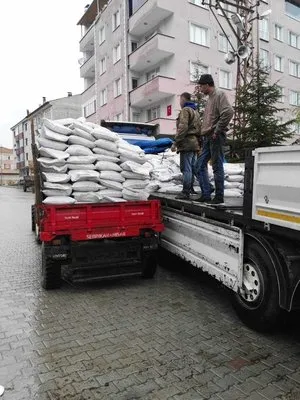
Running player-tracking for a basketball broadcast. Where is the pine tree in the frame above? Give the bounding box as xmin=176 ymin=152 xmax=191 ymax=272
xmin=231 ymin=60 xmax=294 ymax=160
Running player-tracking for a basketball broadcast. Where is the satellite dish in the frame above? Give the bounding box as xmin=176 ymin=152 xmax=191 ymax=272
xmin=224 ymin=51 xmax=236 ymax=65
xmin=237 ymin=45 xmax=251 ymax=59
xmin=78 ymin=58 xmax=85 ymax=66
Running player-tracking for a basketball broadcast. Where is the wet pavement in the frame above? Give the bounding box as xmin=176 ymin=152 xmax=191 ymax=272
xmin=0 ymin=186 xmax=300 ymax=400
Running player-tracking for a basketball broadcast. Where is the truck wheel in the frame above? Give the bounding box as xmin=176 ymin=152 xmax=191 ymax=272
xmin=232 ymin=235 xmax=281 ymax=332
xmin=141 ymin=253 xmax=157 ymax=279
xmin=31 ymin=205 xmax=35 ymax=232
xmin=41 ymin=243 xmax=62 ymax=290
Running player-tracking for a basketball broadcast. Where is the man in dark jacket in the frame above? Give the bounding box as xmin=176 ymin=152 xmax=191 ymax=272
xmin=195 ymin=74 xmax=233 ymax=204
xmin=173 ymin=92 xmax=201 ymax=200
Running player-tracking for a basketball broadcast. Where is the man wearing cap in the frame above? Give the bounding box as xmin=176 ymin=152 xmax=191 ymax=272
xmin=196 ymin=74 xmax=233 ymax=204
xmin=172 ymin=92 xmax=202 ymax=200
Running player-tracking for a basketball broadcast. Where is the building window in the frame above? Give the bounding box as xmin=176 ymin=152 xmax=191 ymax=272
xmin=83 ymin=99 xmax=96 ymax=117
xmin=25 ymin=138 xmax=28 ymax=146
xmin=288 ymin=31 xmax=300 ymax=48
xmin=114 ymin=78 xmax=122 ymax=98
xmin=217 ymin=2 xmax=235 ymax=16
xmin=26 ymin=153 xmax=28 ymax=161
xmin=132 ymin=78 xmax=138 ymax=89
xmin=23 ymin=123 xmax=28 ymax=131
xmin=99 ymin=26 xmax=105 ymax=45
xmin=112 ymin=10 xmax=121 ymax=31
xmin=99 ymin=57 xmax=106 ymax=75
xmin=113 ymin=43 xmax=121 ymax=64
xmin=189 ymin=23 xmax=209 ymax=47
xmin=289 ymin=60 xmax=300 ymax=77
xmin=100 ymin=89 xmax=107 ymax=106
xmin=8 ymin=156 xmax=10 ymax=160
xmin=277 ymin=86 xmax=285 ymax=103
xmin=146 ymin=68 xmax=160 ymax=82
xmin=131 ymin=41 xmax=138 ymax=52
xmin=289 ymin=90 xmax=300 ymax=106
xmin=219 ymin=70 xmax=232 ymax=89
xmin=147 ymin=106 xmax=160 ymax=121
xmin=189 ymin=0 xmax=208 ymax=8
xmin=115 ymin=113 xmax=123 ymax=121
xmin=260 ymin=49 xmax=270 ymax=70
xmin=285 ymin=0 xmax=300 ymax=21
xmin=259 ymin=18 xmax=269 ymax=41
xmin=218 ymin=33 xmax=230 ymax=53
xmin=274 ymin=55 xmax=284 ymax=72
xmin=274 ymin=24 xmax=283 ymax=41
xmin=132 ymin=112 xmax=141 ymax=122
xmin=190 ymin=61 xmax=209 ymax=82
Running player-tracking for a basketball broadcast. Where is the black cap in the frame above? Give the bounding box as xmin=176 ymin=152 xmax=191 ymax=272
xmin=198 ymin=74 xmax=214 ymax=85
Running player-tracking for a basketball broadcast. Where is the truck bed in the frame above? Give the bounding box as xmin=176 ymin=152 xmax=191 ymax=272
xmin=152 ymin=194 xmax=245 ymax=225
xmin=39 ymin=200 xmax=164 ymax=242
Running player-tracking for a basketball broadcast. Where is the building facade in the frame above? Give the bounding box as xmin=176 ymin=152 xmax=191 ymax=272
xmin=0 ymin=147 xmax=19 ymax=185
xmin=78 ymin=0 xmax=300 ymax=139
xmin=11 ymin=94 xmax=82 ymax=176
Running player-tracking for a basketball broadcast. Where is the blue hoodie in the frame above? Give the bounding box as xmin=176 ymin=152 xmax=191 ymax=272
xmin=184 ymin=101 xmax=198 ymax=110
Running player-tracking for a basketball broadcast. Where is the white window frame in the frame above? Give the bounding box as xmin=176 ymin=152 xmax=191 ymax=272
xmin=274 ymin=24 xmax=283 ymax=41
xmin=277 ymin=86 xmax=285 ymax=103
xmin=99 ymin=57 xmax=106 ymax=75
xmin=260 ymin=49 xmax=270 ymax=70
xmin=147 ymin=106 xmax=161 ymax=121
xmin=218 ymin=33 xmax=230 ymax=53
xmin=83 ymin=97 xmax=96 ymax=117
xmin=289 ymin=60 xmax=300 ymax=78
xmin=219 ymin=69 xmax=232 ymax=90
xmin=189 ymin=23 xmax=209 ymax=47
xmin=146 ymin=67 xmax=160 ymax=82
xmin=112 ymin=9 xmax=121 ymax=31
xmin=189 ymin=61 xmax=209 ymax=82
xmin=100 ymin=88 xmax=107 ymax=106
xmin=99 ymin=26 xmax=105 ymax=45
xmin=289 ymin=90 xmax=300 ymax=106
xmin=274 ymin=55 xmax=284 ymax=73
xmin=114 ymin=78 xmax=122 ymax=98
xmin=113 ymin=42 xmax=121 ymax=64
xmin=259 ymin=18 xmax=269 ymax=41
xmin=288 ymin=31 xmax=300 ymax=49
xmin=115 ymin=113 xmax=123 ymax=121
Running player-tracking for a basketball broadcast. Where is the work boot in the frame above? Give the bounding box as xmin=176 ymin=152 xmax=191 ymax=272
xmin=195 ymin=195 xmax=211 ymax=203
xmin=175 ymin=192 xmax=190 ymax=200
xmin=208 ymin=196 xmax=224 ymax=205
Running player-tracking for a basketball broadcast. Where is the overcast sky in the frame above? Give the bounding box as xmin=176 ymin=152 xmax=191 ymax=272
xmin=0 ymin=0 xmax=88 ymax=148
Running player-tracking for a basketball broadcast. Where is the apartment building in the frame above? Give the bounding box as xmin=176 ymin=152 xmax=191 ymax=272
xmin=78 ymin=0 xmax=300 ymax=139
xmin=11 ymin=94 xmax=82 ymax=176
xmin=0 ymin=147 xmax=18 ymax=185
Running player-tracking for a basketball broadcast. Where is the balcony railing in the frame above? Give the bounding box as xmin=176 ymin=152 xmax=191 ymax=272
xmin=80 ymin=54 xmax=96 ymax=78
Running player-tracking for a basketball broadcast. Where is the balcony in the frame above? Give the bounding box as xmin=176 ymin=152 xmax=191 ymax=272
xmin=80 ymin=24 xmax=95 ymax=53
xmin=16 ymin=147 xmax=24 ymax=156
xmin=129 ymin=33 xmax=175 ymax=72
xmin=129 ymin=0 xmax=174 ymax=37
xmin=130 ymin=75 xmax=175 ymax=108
xmin=80 ymin=54 xmax=95 ymax=79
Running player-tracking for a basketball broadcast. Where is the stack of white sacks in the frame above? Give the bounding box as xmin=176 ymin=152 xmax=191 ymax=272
xmin=37 ymin=118 xmax=244 ymax=204
xmin=37 ymin=118 xmax=156 ymax=204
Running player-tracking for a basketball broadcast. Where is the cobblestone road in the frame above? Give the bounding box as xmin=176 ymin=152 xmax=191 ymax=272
xmin=0 ymin=187 xmax=299 ymax=400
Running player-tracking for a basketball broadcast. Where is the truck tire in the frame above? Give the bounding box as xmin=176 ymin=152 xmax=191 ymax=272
xmin=31 ymin=205 xmax=35 ymax=232
xmin=141 ymin=252 xmax=157 ymax=279
xmin=232 ymin=234 xmax=281 ymax=332
xmin=41 ymin=243 xmax=62 ymax=290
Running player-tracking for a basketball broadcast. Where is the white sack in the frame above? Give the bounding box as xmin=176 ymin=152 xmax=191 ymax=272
xmin=40 ymin=165 xmax=68 ymax=174
xmin=67 ymin=163 xmax=96 ymax=170
xmin=43 ymin=118 xmax=73 ymax=135
xmin=95 ymin=161 xmax=122 ymax=172
xmin=93 ymin=147 xmax=119 ymax=157
xmin=93 ymin=154 xmax=119 ymax=163
xmin=99 ymin=171 xmax=124 ymax=182
xmin=72 ymin=181 xmax=102 ymax=192
xmin=123 ymin=179 xmax=149 ymax=189
xmin=43 ymin=196 xmax=76 ymax=205
xmin=43 ymin=126 xmax=69 ymax=143
xmin=43 ymin=188 xmax=72 ymax=197
xmin=73 ymin=127 xmax=95 ymax=142
xmin=122 ymin=188 xmax=149 ymax=201
xmin=38 ymin=157 xmax=66 ymax=167
xmin=52 ymin=118 xmax=75 ymax=126
xmin=102 ymin=196 xmax=127 ymax=203
xmin=119 ymin=149 xmax=146 ymax=164
xmin=68 ymin=135 xmax=95 ymax=149
xmin=68 ymin=170 xmax=99 ymax=182
xmin=39 ymin=147 xmax=69 ymax=160
xmin=92 ymin=127 xmax=119 ymax=142
xmin=224 ymin=189 xmax=243 ymax=197
xmin=70 ymin=121 xmax=94 ymax=134
xmin=36 ymin=136 xmax=68 ymax=151
xmin=67 ymin=155 xmax=97 ymax=164
xmin=226 ymin=175 xmax=244 ymax=183
xmin=42 ymin=173 xmax=70 ymax=183
xmin=67 ymin=145 xmax=93 ymax=156
xmin=73 ymin=192 xmax=103 ymax=203
xmin=99 ymin=189 xmax=123 ymax=198
xmin=120 ymin=161 xmax=151 ymax=176
xmin=43 ymin=182 xmax=72 ymax=190
xmin=121 ymin=171 xmax=149 ymax=179
xmin=100 ymin=179 xmax=123 ymax=190
xmin=94 ymin=139 xmax=118 ymax=153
